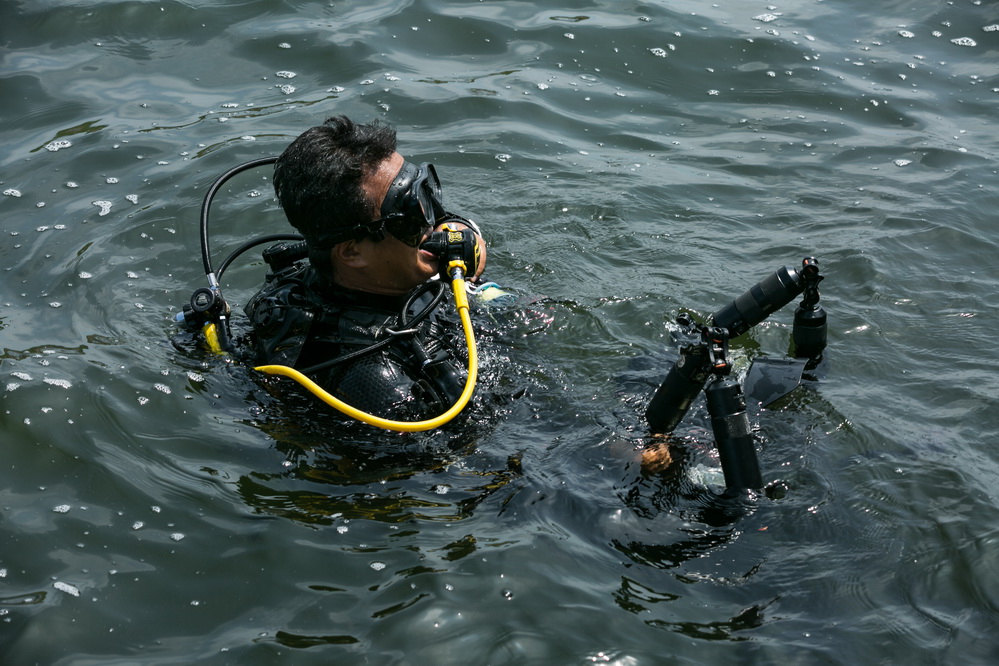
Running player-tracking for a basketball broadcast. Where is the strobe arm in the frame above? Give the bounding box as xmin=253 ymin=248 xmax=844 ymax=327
xmin=644 ymin=257 xmax=825 ymax=493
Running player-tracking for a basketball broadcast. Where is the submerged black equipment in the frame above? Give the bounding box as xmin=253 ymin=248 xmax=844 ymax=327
xmin=176 ymin=157 xmax=482 ymax=432
xmin=645 ymin=257 xmax=827 ymax=493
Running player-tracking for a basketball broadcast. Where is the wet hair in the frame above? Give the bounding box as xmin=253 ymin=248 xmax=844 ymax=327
xmin=273 ymin=116 xmax=397 ymax=277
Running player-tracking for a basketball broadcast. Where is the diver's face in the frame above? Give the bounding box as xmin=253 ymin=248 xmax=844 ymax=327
xmin=333 ymin=153 xmax=438 ymax=295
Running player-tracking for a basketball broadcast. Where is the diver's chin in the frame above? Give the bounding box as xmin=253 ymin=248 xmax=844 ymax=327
xmin=417 ymin=251 xmax=439 ymax=278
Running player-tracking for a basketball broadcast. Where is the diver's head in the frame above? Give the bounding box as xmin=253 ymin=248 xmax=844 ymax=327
xmin=274 ymin=116 xmax=444 ymax=293
xmin=273 ymin=115 xmax=396 ymax=273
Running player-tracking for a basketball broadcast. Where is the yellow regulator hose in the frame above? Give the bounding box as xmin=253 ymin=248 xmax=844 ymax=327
xmin=255 ymin=268 xmax=478 ymax=432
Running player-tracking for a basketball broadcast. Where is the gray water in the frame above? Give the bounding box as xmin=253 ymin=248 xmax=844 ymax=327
xmin=3 ymin=0 xmax=999 ymax=663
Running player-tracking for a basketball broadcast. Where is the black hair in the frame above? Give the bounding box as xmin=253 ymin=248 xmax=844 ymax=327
xmin=273 ymin=116 xmax=397 ymax=278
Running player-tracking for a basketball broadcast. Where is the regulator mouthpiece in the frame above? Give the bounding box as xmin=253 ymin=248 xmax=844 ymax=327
xmin=420 ymin=225 xmax=480 ymax=280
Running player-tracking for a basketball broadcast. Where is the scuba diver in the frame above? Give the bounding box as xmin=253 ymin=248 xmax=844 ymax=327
xmin=180 ymin=115 xmax=491 ymax=432
xmin=245 ymin=116 xmax=486 ymax=428
xmin=248 ymin=115 xmax=491 ymax=425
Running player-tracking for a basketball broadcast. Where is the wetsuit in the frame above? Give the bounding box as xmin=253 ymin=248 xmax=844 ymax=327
xmin=244 ymin=260 xmax=468 ymax=421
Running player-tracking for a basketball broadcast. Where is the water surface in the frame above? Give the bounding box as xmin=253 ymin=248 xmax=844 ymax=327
xmin=2 ymin=0 xmax=999 ymax=663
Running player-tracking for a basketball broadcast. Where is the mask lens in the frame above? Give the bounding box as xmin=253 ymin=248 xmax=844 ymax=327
xmin=412 ymin=163 xmax=443 ymax=225
xmin=371 ymin=162 xmax=443 ymax=246
xmin=383 ymin=216 xmax=432 ymax=247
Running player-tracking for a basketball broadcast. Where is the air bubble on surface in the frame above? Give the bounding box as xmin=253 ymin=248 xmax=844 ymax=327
xmin=45 ymin=140 xmax=72 ymax=152
xmin=93 ymin=200 xmax=113 ymax=216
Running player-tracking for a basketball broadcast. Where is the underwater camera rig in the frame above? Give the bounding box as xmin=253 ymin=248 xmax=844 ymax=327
xmin=645 ymin=258 xmax=827 ymax=494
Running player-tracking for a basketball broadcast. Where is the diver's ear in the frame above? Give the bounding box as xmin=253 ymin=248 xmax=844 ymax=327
xmin=332 ymin=239 xmax=368 ymax=269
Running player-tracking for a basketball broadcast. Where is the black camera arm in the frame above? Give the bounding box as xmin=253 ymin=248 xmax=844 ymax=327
xmin=645 ymin=257 xmax=826 ymax=493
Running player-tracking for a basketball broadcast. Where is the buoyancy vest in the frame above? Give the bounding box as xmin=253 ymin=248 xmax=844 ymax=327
xmin=244 ymin=261 xmax=468 ymax=420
